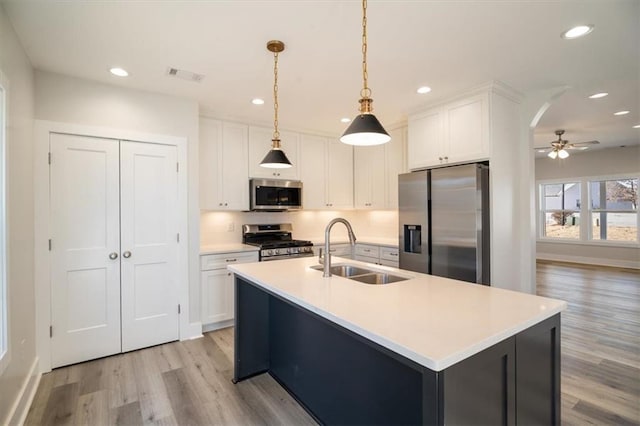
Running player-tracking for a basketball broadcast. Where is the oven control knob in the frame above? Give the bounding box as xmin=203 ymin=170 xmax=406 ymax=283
xmin=301 ymin=246 xmax=310 ymax=253
xmin=291 ymin=247 xmax=299 ymax=254
xmin=264 ymin=250 xmax=273 ymax=256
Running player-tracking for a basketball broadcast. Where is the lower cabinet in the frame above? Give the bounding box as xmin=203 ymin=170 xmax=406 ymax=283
xmin=201 ymin=251 xmax=259 ymax=330
xmin=355 ymin=244 xmax=399 ymax=268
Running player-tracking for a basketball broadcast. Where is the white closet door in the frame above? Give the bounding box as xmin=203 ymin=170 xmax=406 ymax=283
xmin=50 ymin=133 xmax=121 ymax=368
xmin=120 ymin=141 xmax=179 ymax=352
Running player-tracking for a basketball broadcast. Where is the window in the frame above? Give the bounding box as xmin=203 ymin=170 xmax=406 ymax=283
xmin=540 ymin=182 xmax=580 ymax=239
xmin=0 ymin=73 xmax=7 ymax=374
xmin=538 ymin=176 xmax=640 ymax=246
xmin=589 ymin=178 xmax=638 ymax=242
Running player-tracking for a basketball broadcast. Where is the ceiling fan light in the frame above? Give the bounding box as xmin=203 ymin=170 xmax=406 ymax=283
xmin=548 ymin=150 xmax=558 ymax=159
xmin=558 ymin=149 xmax=570 ymax=159
xmin=260 ymin=148 xmax=292 ymax=168
xmin=340 ymin=113 xmax=391 ymax=146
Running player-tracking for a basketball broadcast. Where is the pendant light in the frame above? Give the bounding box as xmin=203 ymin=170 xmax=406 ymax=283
xmin=260 ymin=40 xmax=292 ymax=169
xmin=340 ymin=0 xmax=390 ymax=146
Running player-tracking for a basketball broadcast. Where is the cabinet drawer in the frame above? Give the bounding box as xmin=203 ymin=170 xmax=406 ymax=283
xmin=379 ymin=258 xmax=399 ymax=268
xmin=355 ymin=244 xmax=380 ymax=258
xmin=354 ymin=255 xmax=379 ymax=264
xmin=201 ymin=251 xmax=258 ymax=271
xmin=380 ymin=247 xmax=399 ymax=261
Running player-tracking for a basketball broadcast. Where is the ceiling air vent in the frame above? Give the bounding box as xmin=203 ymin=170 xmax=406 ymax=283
xmin=166 ymin=67 xmax=205 ymax=83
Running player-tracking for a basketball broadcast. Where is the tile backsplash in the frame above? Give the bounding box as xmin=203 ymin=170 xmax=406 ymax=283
xmin=200 ymin=209 xmax=398 ymax=246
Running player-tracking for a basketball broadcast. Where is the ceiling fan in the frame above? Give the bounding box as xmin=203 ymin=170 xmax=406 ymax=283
xmin=535 ymin=130 xmax=599 ymax=159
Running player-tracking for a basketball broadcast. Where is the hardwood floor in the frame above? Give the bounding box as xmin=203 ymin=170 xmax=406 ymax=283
xmin=26 ymin=261 xmax=639 ymax=425
xmin=536 ymin=260 xmax=640 ymax=425
xmin=25 ymin=327 xmax=316 ymax=426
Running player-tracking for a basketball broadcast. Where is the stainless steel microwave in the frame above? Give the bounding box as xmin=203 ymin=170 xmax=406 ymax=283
xmin=250 ymin=179 xmax=303 ymax=211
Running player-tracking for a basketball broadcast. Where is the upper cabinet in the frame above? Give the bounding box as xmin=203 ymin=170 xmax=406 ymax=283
xmin=248 ymin=126 xmax=299 ymax=180
xmin=300 ymin=135 xmax=354 ymax=210
xmin=408 ymin=92 xmax=489 ymax=170
xmin=200 ymin=118 xmax=249 ymax=210
xmin=354 ymin=126 xmax=407 ymax=209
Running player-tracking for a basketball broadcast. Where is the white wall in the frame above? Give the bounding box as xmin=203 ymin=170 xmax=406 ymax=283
xmin=0 ymin=4 xmax=37 ymax=423
xmin=536 ymin=145 xmax=640 ymax=268
xmin=34 ymin=71 xmax=202 ymax=324
xmin=201 ymin=209 xmax=398 ymax=246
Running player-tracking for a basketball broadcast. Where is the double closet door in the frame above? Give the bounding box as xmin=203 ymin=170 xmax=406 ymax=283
xmin=50 ymin=133 xmax=179 ymax=368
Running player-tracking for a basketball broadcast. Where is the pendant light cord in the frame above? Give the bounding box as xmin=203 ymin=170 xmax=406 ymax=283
xmin=273 ymin=50 xmax=280 ymax=143
xmin=361 ymin=0 xmax=371 ymax=100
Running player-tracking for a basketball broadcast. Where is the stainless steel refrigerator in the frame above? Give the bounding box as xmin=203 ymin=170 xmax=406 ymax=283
xmin=398 ymin=163 xmax=490 ymax=285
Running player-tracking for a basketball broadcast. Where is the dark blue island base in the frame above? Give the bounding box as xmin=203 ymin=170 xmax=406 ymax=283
xmin=233 ymin=277 xmax=560 ymax=426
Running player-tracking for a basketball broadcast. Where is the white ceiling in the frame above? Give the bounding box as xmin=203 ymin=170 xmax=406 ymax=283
xmin=3 ymin=0 xmax=639 ymax=155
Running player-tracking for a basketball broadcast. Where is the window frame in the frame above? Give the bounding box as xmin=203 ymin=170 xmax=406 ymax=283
xmin=0 ymin=70 xmax=9 ymax=375
xmin=588 ymin=177 xmax=640 ymax=243
xmin=538 ymin=180 xmax=582 ymax=241
xmin=537 ymin=174 xmax=640 ymax=247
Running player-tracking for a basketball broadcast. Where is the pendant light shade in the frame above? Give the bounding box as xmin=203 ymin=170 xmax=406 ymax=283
xmin=260 ymin=40 xmax=292 ymax=169
xmin=340 ymin=0 xmax=390 ymax=146
xmin=341 ymin=113 xmax=391 ymax=146
xmin=260 ymin=143 xmax=292 ymax=168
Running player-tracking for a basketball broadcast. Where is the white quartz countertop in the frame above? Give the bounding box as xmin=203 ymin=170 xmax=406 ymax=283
xmin=228 ymin=256 xmax=567 ymax=371
xmin=200 ymin=243 xmax=259 ymax=255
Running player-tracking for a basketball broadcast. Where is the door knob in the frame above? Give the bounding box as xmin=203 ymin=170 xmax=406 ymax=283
xmin=109 ymin=252 xmax=118 ymax=260
xmin=123 ymin=251 xmax=132 ymax=258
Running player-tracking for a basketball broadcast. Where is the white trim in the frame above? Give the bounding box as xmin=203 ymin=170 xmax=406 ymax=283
xmin=0 ymin=68 xmax=9 ymax=376
xmin=3 ymin=356 xmax=41 ymax=426
xmin=536 ymin=238 xmax=639 ymax=248
xmin=537 ymin=252 xmax=640 ymax=270
xmin=202 ymin=319 xmax=234 ymax=333
xmin=34 ymin=120 xmax=199 ymax=373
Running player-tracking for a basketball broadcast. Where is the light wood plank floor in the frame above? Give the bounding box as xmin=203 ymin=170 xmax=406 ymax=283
xmin=26 ymin=261 xmax=640 ymax=425
xmin=536 ymin=260 xmax=640 ymax=425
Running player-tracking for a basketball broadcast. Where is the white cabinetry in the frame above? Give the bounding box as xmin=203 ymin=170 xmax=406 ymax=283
xmin=300 ymin=135 xmax=353 ymax=209
xmin=408 ymin=92 xmax=489 ymax=170
xmin=354 ymin=126 xmax=406 ymax=209
xmin=248 ymin=126 xmax=299 ymax=179
xmin=354 ymin=244 xmax=399 ymax=267
xmin=200 ymin=118 xmax=249 ymax=210
xmin=200 ymin=250 xmax=258 ymax=330
xmin=312 ymin=243 xmax=354 ymax=258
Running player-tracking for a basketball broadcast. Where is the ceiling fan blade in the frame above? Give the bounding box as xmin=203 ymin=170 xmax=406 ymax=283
xmin=570 ymin=140 xmax=600 ymax=146
xmin=566 ymin=145 xmax=589 ymax=150
xmin=533 ymin=147 xmax=552 ymax=152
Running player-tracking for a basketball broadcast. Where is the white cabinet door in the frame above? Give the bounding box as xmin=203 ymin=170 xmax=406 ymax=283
xmin=248 ymin=126 xmax=299 ymax=180
xmin=201 ymin=269 xmax=234 ymax=324
xmin=354 ymin=145 xmax=385 ymax=209
xmin=444 ymin=93 xmax=489 ymax=164
xmin=386 ymin=127 xmax=406 ymax=209
xmin=120 ymin=141 xmax=179 ymax=352
xmin=199 ymin=119 xmax=249 ymax=210
xmin=408 ymin=108 xmax=443 ymax=170
xmin=300 ymin=134 xmax=328 ymax=209
xmin=50 ymin=133 xmax=122 ymax=368
xmin=199 ymin=118 xmax=223 ymax=210
xmin=221 ymin=122 xmax=249 ymax=210
xmin=327 ymin=139 xmax=354 ymax=209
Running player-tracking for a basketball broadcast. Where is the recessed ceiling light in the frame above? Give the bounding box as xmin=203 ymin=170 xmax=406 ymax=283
xmin=109 ymin=67 xmax=128 ymax=77
xmin=416 ymin=86 xmax=432 ymax=94
xmin=341 ymin=117 xmax=352 ymax=123
xmin=633 ymin=124 xmax=640 ymax=129
xmin=613 ymin=110 xmax=630 ymax=116
xmin=561 ymin=25 xmax=594 ymax=39
xmin=251 ymin=98 xmax=265 ymax=105
xmin=588 ymin=92 xmax=608 ymax=99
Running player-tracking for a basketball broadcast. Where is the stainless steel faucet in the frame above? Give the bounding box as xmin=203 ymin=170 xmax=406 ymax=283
xmin=321 ymin=218 xmax=357 ymax=277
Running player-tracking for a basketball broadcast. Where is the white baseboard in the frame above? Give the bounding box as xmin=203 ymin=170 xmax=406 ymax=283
xmin=537 ymin=253 xmax=640 ymax=270
xmin=4 ymin=356 xmax=41 ymax=426
xmin=180 ymin=321 xmax=204 ymax=341
xmin=202 ymin=319 xmax=234 ymax=333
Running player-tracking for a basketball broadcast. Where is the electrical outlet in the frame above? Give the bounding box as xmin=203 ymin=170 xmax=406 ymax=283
xmin=228 ymin=222 xmax=235 ymax=232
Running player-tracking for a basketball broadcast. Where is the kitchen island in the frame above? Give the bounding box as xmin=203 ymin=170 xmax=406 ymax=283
xmin=228 ymin=257 xmax=566 ymax=425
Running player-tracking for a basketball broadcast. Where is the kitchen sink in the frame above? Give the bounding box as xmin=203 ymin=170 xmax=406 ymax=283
xmin=349 ymin=273 xmax=407 ymax=285
xmin=310 ymin=264 xmax=372 ymax=277
xmin=311 ymin=263 xmax=410 ymax=284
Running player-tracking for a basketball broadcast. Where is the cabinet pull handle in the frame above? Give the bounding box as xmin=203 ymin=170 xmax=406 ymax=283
xmin=227 ymin=272 xmax=231 ymax=276
xmin=390 ymin=252 xmax=398 ymax=256
xmin=444 ymin=156 xmax=448 ymax=160
xmin=226 ymin=258 xmax=237 ymax=262
xmin=109 ymin=252 xmax=118 ymax=260
xmin=439 ymin=157 xmax=443 ymax=161
xmin=122 ymin=251 xmax=132 ymax=258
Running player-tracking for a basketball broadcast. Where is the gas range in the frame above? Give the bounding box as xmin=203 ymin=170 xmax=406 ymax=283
xmin=242 ymin=223 xmax=314 ymax=262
